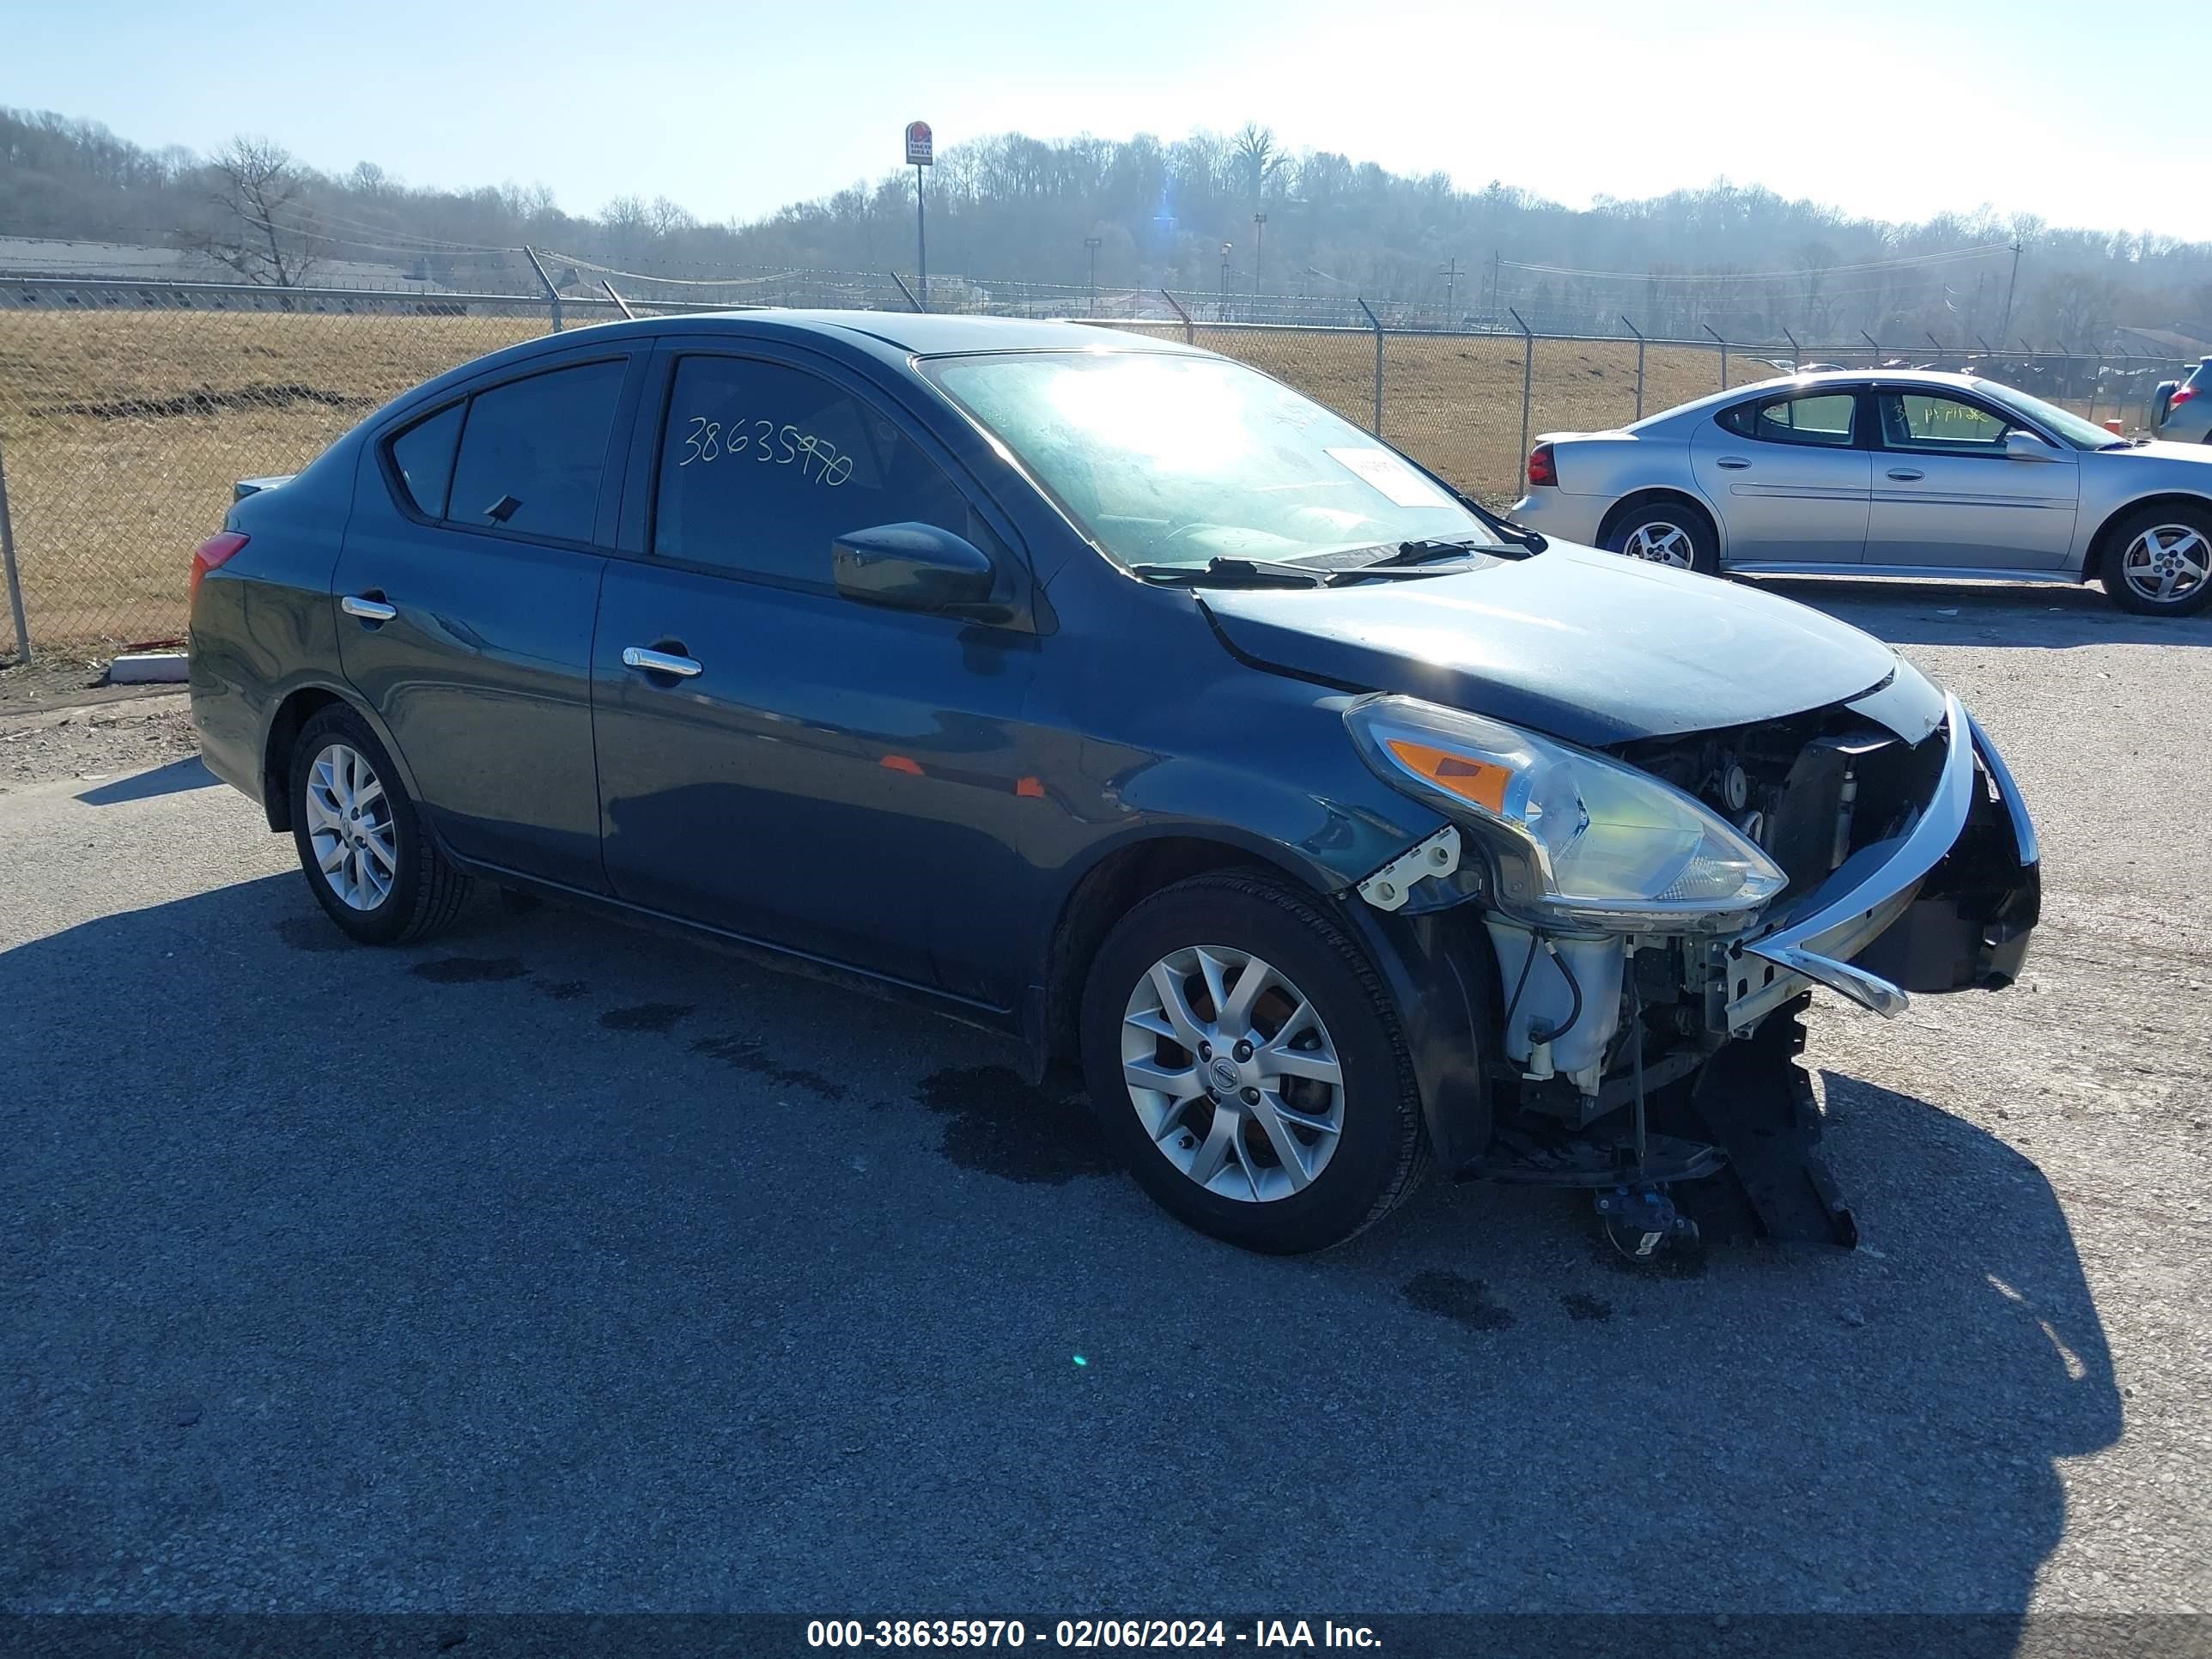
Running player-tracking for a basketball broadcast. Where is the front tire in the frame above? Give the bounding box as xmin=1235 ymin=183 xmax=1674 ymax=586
xmin=1079 ymin=872 xmax=1430 ymax=1254
xmin=2101 ymin=504 xmax=2212 ymax=616
xmin=1604 ymin=500 xmax=1720 ymax=575
xmin=289 ymin=705 xmax=471 ymax=945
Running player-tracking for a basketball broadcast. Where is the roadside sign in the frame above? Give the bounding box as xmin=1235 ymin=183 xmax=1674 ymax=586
xmin=906 ymin=121 xmax=933 ymax=167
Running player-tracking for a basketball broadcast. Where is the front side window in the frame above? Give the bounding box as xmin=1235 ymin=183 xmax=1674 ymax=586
xmin=653 ymin=356 xmax=971 ymax=584
xmin=1880 ymin=392 xmax=2011 ymax=453
xmin=1718 ymin=392 xmax=1857 ymax=447
xmin=445 ymin=358 xmax=628 ymax=543
xmin=921 ymin=350 xmax=1494 ymax=568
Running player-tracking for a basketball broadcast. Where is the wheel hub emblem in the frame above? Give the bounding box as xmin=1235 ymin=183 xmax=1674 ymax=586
xmin=1209 ymin=1056 xmax=1241 ymax=1094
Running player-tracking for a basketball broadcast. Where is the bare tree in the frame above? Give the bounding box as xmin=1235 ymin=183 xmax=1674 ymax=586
xmin=1231 ymin=122 xmax=1281 ymax=203
xmin=185 ymin=137 xmax=319 ymax=285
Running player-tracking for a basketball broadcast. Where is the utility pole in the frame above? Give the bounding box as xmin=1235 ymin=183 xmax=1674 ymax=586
xmin=1084 ymin=236 xmax=1101 ymax=316
xmin=1997 ymin=238 xmax=2023 ymax=344
xmin=1220 ymin=242 xmax=1232 ymax=321
xmin=1253 ymin=212 xmax=1267 ymax=300
xmin=1439 ymin=256 xmax=1459 ymax=328
xmin=1490 ymin=250 xmax=1503 ymax=325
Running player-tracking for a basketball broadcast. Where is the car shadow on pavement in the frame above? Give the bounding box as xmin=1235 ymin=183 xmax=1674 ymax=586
xmin=0 ymin=873 xmax=2123 ymax=1629
xmin=1747 ymin=576 xmax=2212 ymax=650
xmin=71 ymin=756 xmax=219 ymax=806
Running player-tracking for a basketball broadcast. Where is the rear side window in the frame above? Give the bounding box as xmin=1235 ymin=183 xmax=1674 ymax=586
xmin=1718 ymin=392 xmax=1857 ymax=447
xmin=388 ymin=402 xmax=463 ymax=517
xmin=444 ymin=359 xmax=628 ymax=544
xmin=652 ymin=355 xmax=971 ymax=585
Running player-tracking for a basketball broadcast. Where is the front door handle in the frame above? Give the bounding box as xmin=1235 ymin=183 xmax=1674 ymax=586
xmin=623 ymin=645 xmax=703 ymax=679
xmin=340 ymin=593 xmax=397 ymax=623
xmin=1886 ymin=466 xmax=1926 ymax=481
xmin=1716 ymin=456 xmax=1752 ymax=470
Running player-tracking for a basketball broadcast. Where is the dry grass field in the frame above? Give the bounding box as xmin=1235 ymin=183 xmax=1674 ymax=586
xmin=0 ymin=306 xmax=1763 ymax=651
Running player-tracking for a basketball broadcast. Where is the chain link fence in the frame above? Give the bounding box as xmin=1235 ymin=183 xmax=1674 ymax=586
xmin=0 ymin=276 xmax=2193 ymax=662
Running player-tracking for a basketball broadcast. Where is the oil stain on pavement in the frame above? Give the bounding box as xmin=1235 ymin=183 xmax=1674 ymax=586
xmin=271 ymin=916 xmax=348 ymax=953
xmin=690 ymin=1034 xmax=849 ymax=1101
xmin=916 ymin=1066 xmax=1117 ymax=1185
xmin=1401 ymin=1269 xmax=1516 ymax=1332
xmin=1559 ymin=1291 xmax=1613 ymax=1322
xmin=410 ymin=956 xmax=529 ymax=985
xmin=600 ymin=1001 xmax=696 ymax=1034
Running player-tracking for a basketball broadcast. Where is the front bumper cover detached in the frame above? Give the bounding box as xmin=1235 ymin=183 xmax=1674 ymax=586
xmin=1726 ymin=693 xmax=2040 ymax=1034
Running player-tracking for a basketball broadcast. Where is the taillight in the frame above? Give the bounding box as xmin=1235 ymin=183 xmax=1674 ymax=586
xmin=189 ymin=532 xmax=248 ymax=603
xmin=2172 ymin=386 xmax=2198 ymax=410
xmin=1527 ymin=442 xmax=1558 ymax=487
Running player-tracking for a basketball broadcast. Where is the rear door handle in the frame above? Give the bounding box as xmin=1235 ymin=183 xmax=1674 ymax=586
xmin=1716 ymin=456 xmax=1752 ymax=470
xmin=340 ymin=593 xmax=397 ymax=623
xmin=623 ymin=646 xmax=703 ymax=679
xmin=1886 ymin=466 xmax=1926 ymax=481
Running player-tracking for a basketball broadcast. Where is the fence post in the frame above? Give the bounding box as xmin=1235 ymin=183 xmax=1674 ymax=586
xmin=1159 ymin=288 xmax=1194 ymax=346
xmin=0 ymin=435 xmax=29 ymax=665
xmin=2081 ymin=346 xmax=2099 ymax=427
xmin=1620 ymin=315 xmax=1646 ymax=420
xmin=1782 ymin=326 xmax=1801 ymax=373
xmin=890 ymin=271 xmax=926 ymax=313
xmin=1702 ymin=324 xmax=1729 ymax=391
xmin=1860 ymin=330 xmax=1881 ymax=368
xmin=1509 ymin=307 xmax=1534 ymax=473
xmin=1358 ymin=298 xmax=1384 ymax=437
xmin=522 ymin=246 xmax=563 ymax=334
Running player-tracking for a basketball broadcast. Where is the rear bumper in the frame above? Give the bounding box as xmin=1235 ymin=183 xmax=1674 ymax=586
xmin=1507 ymin=491 xmax=1607 ymax=545
xmin=1726 ymin=696 xmax=2039 ymax=1031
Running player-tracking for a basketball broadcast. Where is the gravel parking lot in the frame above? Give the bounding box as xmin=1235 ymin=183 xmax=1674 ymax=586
xmin=3 ymin=580 xmax=2209 ymax=1624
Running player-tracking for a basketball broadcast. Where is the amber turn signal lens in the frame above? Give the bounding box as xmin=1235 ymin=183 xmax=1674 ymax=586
xmin=1384 ymin=738 xmax=1510 ymax=813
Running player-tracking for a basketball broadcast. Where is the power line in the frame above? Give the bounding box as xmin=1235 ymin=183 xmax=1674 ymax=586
xmin=1502 ymin=243 xmax=2014 ymax=283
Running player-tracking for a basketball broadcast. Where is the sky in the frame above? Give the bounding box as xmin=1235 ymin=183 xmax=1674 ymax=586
xmin=9 ymin=0 xmax=2210 ymax=240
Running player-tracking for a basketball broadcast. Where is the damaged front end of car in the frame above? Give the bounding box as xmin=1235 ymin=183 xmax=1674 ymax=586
xmin=1342 ymin=665 xmax=2040 ymax=1257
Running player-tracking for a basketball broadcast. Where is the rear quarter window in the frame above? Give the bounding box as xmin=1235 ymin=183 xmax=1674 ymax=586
xmin=386 ymin=402 xmax=463 ymax=517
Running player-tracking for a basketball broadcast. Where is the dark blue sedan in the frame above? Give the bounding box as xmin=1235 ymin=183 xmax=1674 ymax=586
xmin=188 ymin=313 xmax=2039 ymax=1256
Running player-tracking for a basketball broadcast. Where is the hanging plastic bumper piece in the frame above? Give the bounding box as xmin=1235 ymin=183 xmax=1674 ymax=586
xmin=1728 ymin=695 xmax=2040 ymax=1036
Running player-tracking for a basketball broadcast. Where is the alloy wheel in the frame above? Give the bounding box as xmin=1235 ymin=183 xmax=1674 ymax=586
xmin=302 ymin=742 xmax=397 ymax=911
xmin=2120 ymin=524 xmax=2209 ymax=606
xmin=1621 ymin=522 xmax=1695 ymax=568
xmin=1120 ymin=945 xmax=1346 ymax=1203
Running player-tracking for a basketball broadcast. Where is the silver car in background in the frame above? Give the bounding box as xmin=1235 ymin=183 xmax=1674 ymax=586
xmin=1510 ymin=370 xmax=2212 ymax=615
xmin=2153 ymin=358 xmax=2211 ymax=444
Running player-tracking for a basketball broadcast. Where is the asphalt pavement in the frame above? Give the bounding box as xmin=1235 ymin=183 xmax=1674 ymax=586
xmin=3 ymin=578 xmax=2209 ymax=1620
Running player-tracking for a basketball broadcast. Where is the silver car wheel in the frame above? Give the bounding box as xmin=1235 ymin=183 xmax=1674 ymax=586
xmin=302 ymin=742 xmax=398 ymax=912
xmin=2120 ymin=524 xmax=2209 ymax=605
xmin=1121 ymin=945 xmax=1346 ymax=1203
xmin=1621 ymin=522 xmax=1695 ymax=568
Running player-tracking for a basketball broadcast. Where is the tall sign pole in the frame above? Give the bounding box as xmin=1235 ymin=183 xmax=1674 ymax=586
xmin=906 ymin=120 xmax=933 ymax=312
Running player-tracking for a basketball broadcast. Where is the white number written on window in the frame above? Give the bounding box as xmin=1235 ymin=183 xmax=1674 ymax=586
xmin=677 ymin=415 xmax=854 ymax=485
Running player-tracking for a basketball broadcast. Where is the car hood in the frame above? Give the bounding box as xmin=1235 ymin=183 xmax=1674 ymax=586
xmin=1200 ymin=540 xmax=1902 ymax=745
xmin=2129 ymin=441 xmax=2212 ymax=465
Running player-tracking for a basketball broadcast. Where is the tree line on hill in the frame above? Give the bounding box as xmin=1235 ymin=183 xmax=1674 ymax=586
xmin=4 ymin=106 xmax=2209 ymax=349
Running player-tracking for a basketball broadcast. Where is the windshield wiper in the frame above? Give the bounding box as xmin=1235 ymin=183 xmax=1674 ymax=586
xmin=1356 ymin=535 xmax=1494 ymax=570
xmin=1128 ymin=556 xmax=1334 ymax=588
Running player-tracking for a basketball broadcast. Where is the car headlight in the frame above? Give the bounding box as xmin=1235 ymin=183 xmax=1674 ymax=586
xmin=1345 ymin=694 xmax=1786 ymax=933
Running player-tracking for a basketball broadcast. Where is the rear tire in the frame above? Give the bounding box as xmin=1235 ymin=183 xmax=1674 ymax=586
xmin=289 ymin=705 xmax=471 ymax=945
xmin=1604 ymin=500 xmax=1720 ymax=575
xmin=2100 ymin=503 xmax=2212 ymax=617
xmin=1079 ymin=871 xmax=1430 ymax=1254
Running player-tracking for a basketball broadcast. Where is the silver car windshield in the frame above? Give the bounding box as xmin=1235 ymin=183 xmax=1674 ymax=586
xmin=924 ymin=349 xmax=1498 ymax=568
xmin=1972 ymin=380 xmax=2121 ymax=449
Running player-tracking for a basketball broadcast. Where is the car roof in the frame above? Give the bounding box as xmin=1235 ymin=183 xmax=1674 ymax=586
xmin=1627 ymin=368 xmax=1995 ymax=431
xmin=373 ymin=308 xmax=1199 ymax=428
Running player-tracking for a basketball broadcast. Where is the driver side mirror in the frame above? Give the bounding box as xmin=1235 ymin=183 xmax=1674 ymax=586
xmin=832 ymin=521 xmax=1000 ymax=614
xmin=2004 ymin=429 xmax=2061 ymax=462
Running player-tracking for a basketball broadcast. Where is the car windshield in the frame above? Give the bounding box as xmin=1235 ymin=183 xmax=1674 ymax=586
xmin=1972 ymin=379 xmax=2124 ymax=449
xmin=923 ymin=349 xmax=1499 ymax=568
